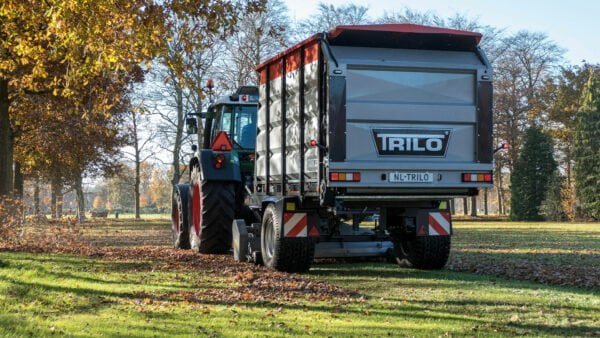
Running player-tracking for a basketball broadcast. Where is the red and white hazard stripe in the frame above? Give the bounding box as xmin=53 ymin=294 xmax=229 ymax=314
xmin=428 ymin=211 xmax=451 ymax=236
xmin=283 ymin=213 xmax=308 ymax=237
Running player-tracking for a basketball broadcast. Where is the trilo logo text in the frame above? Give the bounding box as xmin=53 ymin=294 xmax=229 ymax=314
xmin=372 ymin=129 xmax=450 ymax=156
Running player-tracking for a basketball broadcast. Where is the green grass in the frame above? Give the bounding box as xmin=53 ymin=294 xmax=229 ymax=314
xmin=0 ymin=221 xmax=599 ymax=337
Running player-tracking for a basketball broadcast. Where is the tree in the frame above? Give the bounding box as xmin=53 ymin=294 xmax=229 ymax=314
xmin=573 ymin=72 xmax=600 ymax=219
xmin=122 ymin=109 xmax=156 ymax=219
xmin=540 ymin=172 xmax=565 ymax=221
xmin=541 ymin=64 xmax=597 ymax=185
xmin=0 ymin=0 xmax=255 ymax=198
xmin=217 ymin=0 xmax=291 ymax=90
xmin=296 ymin=2 xmax=369 ymax=39
xmin=92 ymin=196 xmax=104 ymax=210
xmin=510 ymin=127 xmax=557 ymax=221
xmin=103 ymin=164 xmax=136 ymax=213
xmin=149 ymin=167 xmax=172 ymax=212
xmin=0 ymin=0 xmax=167 ymax=196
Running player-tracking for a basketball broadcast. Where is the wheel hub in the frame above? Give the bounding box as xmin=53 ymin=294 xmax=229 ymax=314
xmin=264 ymin=218 xmax=275 ymax=260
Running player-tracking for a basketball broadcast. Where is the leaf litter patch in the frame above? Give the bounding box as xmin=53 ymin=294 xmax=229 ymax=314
xmin=0 ymin=222 xmax=361 ymax=304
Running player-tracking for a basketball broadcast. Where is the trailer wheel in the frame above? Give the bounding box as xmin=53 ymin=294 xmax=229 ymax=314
xmin=260 ymin=204 xmax=314 ymax=273
xmin=394 ymin=236 xmax=451 ymax=270
xmin=171 ymin=184 xmax=190 ymax=249
xmin=189 ymin=179 xmax=235 ymax=254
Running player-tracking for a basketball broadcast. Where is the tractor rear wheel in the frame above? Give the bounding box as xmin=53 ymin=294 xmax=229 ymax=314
xmin=394 ymin=236 xmax=451 ymax=270
xmin=171 ymin=184 xmax=190 ymax=249
xmin=189 ymin=179 xmax=235 ymax=254
xmin=260 ymin=204 xmax=314 ymax=272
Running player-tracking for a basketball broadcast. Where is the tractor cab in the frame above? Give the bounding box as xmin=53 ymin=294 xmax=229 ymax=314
xmin=190 ymin=85 xmax=259 ymax=182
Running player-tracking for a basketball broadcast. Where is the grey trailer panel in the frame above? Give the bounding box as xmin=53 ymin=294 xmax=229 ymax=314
xmin=328 ymin=46 xmax=487 ymax=75
xmin=346 ymin=68 xmax=475 ymax=106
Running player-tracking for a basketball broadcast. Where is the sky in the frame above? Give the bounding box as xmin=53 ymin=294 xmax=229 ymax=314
xmin=285 ymin=0 xmax=599 ymax=64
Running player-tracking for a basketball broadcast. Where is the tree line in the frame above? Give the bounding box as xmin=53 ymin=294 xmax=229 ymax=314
xmin=1 ymin=1 xmax=598 ymax=221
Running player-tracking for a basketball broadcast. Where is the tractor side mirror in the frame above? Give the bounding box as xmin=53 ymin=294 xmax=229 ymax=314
xmin=186 ymin=117 xmax=198 ymax=135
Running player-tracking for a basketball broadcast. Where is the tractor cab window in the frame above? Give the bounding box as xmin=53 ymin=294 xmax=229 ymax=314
xmin=214 ymin=105 xmax=257 ymax=149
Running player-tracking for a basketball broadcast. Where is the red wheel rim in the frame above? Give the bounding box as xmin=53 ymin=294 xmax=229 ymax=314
xmin=192 ymin=182 xmax=202 ymax=236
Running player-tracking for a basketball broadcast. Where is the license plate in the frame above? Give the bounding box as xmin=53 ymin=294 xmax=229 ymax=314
xmin=389 ymin=172 xmax=433 ymax=183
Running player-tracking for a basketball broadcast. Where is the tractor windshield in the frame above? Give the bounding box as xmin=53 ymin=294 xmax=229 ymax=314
xmin=218 ymin=105 xmax=257 ymax=149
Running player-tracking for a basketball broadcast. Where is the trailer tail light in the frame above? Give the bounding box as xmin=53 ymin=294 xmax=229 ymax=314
xmin=211 ymin=131 xmax=233 ymax=152
xmin=214 ymin=154 xmax=226 ymax=169
xmin=462 ymin=173 xmax=493 ymax=183
xmin=329 ymin=172 xmax=361 ymax=182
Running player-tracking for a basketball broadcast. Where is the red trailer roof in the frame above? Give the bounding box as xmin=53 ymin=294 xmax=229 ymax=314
xmin=328 ymin=24 xmax=481 ymax=42
xmin=257 ymin=24 xmax=483 ymax=72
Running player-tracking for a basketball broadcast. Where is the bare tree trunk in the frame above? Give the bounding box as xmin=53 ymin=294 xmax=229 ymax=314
xmin=450 ymin=199 xmax=455 ymax=215
xmin=470 ymin=196 xmax=477 ymax=216
xmin=463 ymin=198 xmax=468 ymax=216
xmin=135 ymin=161 xmax=141 ymax=219
xmin=171 ymin=84 xmax=184 ymax=186
xmin=50 ymin=177 xmax=63 ymax=219
xmin=34 ymin=177 xmax=40 ymax=215
xmin=0 ymin=79 xmax=13 ymax=196
xmin=566 ymin=150 xmax=572 ymax=187
xmin=75 ymin=173 xmax=86 ymax=223
xmin=132 ymin=112 xmax=141 ymax=220
xmin=51 ymin=181 xmax=57 ymax=219
xmin=13 ymin=161 xmax=23 ymax=200
xmin=495 ymin=159 xmax=505 ymax=215
xmin=484 ymin=188 xmax=489 ymax=215
xmin=56 ymin=193 xmax=63 ymax=218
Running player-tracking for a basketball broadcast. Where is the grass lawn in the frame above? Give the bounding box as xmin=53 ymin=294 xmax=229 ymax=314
xmin=0 ymin=220 xmax=598 ymax=337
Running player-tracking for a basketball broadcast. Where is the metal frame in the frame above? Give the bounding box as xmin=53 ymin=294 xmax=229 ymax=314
xmin=265 ymin=66 xmax=271 ymax=195
xmin=281 ymin=56 xmax=287 ymax=195
xmin=299 ymin=47 xmax=306 ymax=196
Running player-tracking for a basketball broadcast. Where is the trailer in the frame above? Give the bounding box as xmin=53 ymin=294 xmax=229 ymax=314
xmin=173 ymin=24 xmax=494 ymax=273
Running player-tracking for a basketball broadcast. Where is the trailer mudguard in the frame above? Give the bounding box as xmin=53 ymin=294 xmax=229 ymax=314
xmin=416 ymin=209 xmax=452 ymax=236
xmin=260 ymin=197 xmax=319 ymax=239
xmin=198 ymin=150 xmax=242 ymax=182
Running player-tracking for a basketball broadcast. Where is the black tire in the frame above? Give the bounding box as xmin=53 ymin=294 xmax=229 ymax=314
xmin=394 ymin=236 xmax=451 ymax=270
xmin=189 ymin=179 xmax=235 ymax=254
xmin=171 ymin=184 xmax=190 ymax=249
xmin=260 ymin=204 xmax=314 ymax=273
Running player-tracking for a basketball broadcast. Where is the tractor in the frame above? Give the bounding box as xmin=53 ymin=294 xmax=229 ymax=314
xmin=171 ymin=85 xmax=259 ymax=253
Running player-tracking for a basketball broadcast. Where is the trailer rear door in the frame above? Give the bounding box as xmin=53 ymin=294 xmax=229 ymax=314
xmin=329 ymin=46 xmax=492 ymax=189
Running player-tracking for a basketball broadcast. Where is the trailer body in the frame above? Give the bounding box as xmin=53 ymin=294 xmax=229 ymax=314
xmin=255 ymin=24 xmax=493 ymax=203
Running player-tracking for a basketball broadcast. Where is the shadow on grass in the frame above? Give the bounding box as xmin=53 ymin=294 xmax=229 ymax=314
xmin=310 ymin=262 xmax=600 ymax=296
xmin=1 ymin=255 xmax=598 ymax=337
